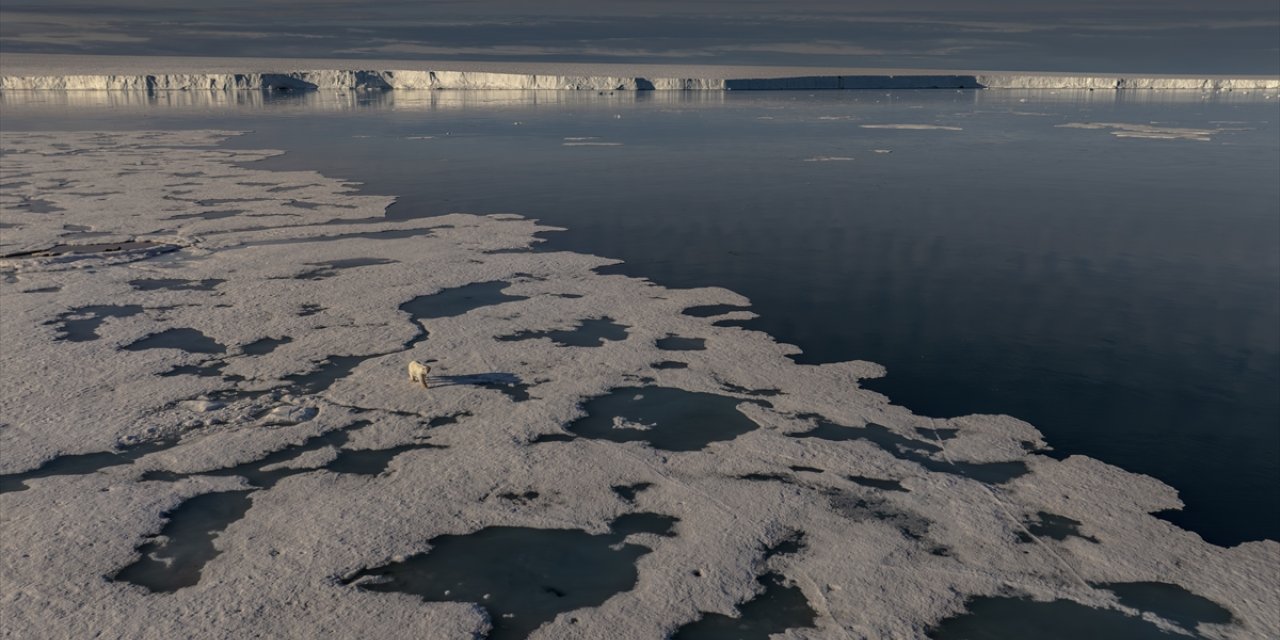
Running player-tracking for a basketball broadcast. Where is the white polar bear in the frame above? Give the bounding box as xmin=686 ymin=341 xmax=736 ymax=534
xmin=408 ymin=360 xmax=431 ymax=388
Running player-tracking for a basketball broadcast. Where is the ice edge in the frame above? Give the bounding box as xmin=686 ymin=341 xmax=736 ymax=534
xmin=2 ymin=70 xmax=1277 ymax=92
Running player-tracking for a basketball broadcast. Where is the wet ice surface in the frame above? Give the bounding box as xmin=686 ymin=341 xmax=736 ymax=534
xmin=555 ymin=386 xmax=763 ymax=451
xmin=113 ymin=490 xmax=255 ymax=592
xmin=123 ymin=328 xmax=228 ymax=354
xmin=0 ymin=130 xmax=1276 ymax=640
xmin=49 ymin=303 xmax=143 ymax=341
xmin=343 ymin=514 xmax=675 ymax=640
xmin=930 ymin=582 xmax=1235 ymax=640
xmin=656 ymin=335 xmax=706 ymax=352
xmin=671 ymin=573 xmax=818 ymax=640
xmin=0 ymin=436 xmax=177 ymax=494
xmin=498 ymin=316 xmax=629 ymax=348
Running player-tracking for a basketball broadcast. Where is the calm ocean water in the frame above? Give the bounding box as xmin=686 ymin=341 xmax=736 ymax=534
xmin=3 ymin=88 xmax=1277 ymax=546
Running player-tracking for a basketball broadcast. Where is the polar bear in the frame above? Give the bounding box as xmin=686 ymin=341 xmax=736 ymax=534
xmin=408 ymin=360 xmax=431 ymax=389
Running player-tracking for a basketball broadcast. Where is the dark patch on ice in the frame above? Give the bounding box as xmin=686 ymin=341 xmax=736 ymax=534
xmin=11 ymin=197 xmax=62 ymax=213
xmin=929 ymin=594 xmax=1215 ymax=640
xmin=22 ymin=286 xmax=61 ymax=293
xmin=297 ymin=303 xmax=325 ymax=317
xmin=400 ymin=281 xmax=528 ymax=321
xmin=682 ymin=304 xmax=750 ymax=318
xmin=847 ymin=475 xmax=907 ymax=492
xmin=1097 ymin=582 xmax=1234 ymax=632
xmin=611 ymin=482 xmax=654 ymax=503
xmin=720 ymin=382 xmax=783 ymax=397
xmin=917 ymin=427 xmax=960 ymax=441
xmin=610 ymin=512 xmax=679 ymax=537
xmin=145 ymin=419 xmax=446 ymax=488
xmin=123 ymin=328 xmax=226 ymax=355
xmin=341 ymin=513 xmax=675 ymax=640
xmin=167 ymin=196 xmax=271 ymax=207
xmin=129 ymin=278 xmax=225 ymax=291
xmin=0 ymin=436 xmax=178 ymax=494
xmin=560 ymin=386 xmax=763 ymax=451
xmin=656 ymin=335 xmax=706 ymax=351
xmin=113 ymin=490 xmax=255 ymax=592
xmin=498 ymin=317 xmax=629 ymax=348
xmin=495 ymin=490 xmax=540 ymax=503
xmin=789 ymin=465 xmax=824 ymax=474
xmin=166 ymin=209 xmax=241 ymax=221
xmin=792 ymin=417 xmax=941 ymax=456
xmin=125 ymin=423 xmax=447 ymax=590
xmin=791 ymin=416 xmax=1027 ymax=484
xmin=1017 ymin=511 xmax=1099 ymax=544
xmin=159 ymin=360 xmax=236 ymax=379
xmin=427 ymin=412 xmax=470 ymax=428
xmin=762 ymin=531 xmax=806 ymax=559
xmin=671 ymin=573 xmax=818 ymax=640
xmin=250 ymin=227 xmax=437 ymax=246
xmin=325 ymin=441 xmax=446 ymax=476
xmin=739 ymin=472 xmax=793 ymax=483
xmin=284 ymin=354 xmax=377 ymax=394
xmin=241 ymin=336 xmax=292 ymax=356
xmin=48 ymin=304 xmax=144 ymax=341
xmin=928 ymin=460 xmax=1029 ymax=485
xmin=652 ymin=361 xmax=689 ymax=370
xmin=432 ymin=373 xmax=532 ymax=402
xmin=531 ymin=433 xmax=575 ymax=444
xmin=2 ymin=240 xmax=164 ymax=259
xmin=711 ymin=318 xmax=753 ymax=329
xmin=266 ymin=183 xmax=320 ymax=193
xmin=826 ymin=491 xmax=930 ymax=540
xmin=61 ymin=230 xmax=115 ymax=240
xmin=290 ymin=257 xmax=398 ymax=280
xmin=140 ymin=426 xmax=359 ymax=488
xmin=551 ymin=293 xmax=584 ymax=299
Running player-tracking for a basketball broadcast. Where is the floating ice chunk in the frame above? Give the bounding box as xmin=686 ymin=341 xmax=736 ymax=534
xmin=860 ymin=124 xmax=963 ymax=131
xmin=802 ymin=156 xmax=854 ymax=162
xmin=1056 ymin=122 xmax=1223 ymax=142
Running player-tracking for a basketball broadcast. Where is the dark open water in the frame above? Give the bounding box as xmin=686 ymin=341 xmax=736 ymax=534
xmin=3 ymin=88 xmax=1277 ymax=547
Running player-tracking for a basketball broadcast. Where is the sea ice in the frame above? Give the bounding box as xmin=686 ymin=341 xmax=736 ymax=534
xmin=1 ymin=130 xmax=1276 ymax=640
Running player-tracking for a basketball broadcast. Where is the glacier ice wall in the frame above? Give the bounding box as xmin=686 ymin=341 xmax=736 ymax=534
xmin=1 ymin=69 xmax=1276 ymax=92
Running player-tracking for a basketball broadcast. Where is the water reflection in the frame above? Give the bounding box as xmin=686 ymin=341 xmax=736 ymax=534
xmin=0 ymin=88 xmax=732 ymax=113
xmin=2 ymin=85 xmax=1270 ymax=116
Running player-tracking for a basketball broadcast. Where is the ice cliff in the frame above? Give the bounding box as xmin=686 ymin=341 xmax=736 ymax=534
xmin=1 ymin=69 xmax=1276 ymax=92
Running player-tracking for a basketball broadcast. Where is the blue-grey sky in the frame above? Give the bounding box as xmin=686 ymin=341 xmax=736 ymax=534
xmin=1 ymin=1 xmax=1277 ymax=73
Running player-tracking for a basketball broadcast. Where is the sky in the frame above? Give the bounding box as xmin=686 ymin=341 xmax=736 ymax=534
xmin=1 ymin=1 xmax=1277 ymax=73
